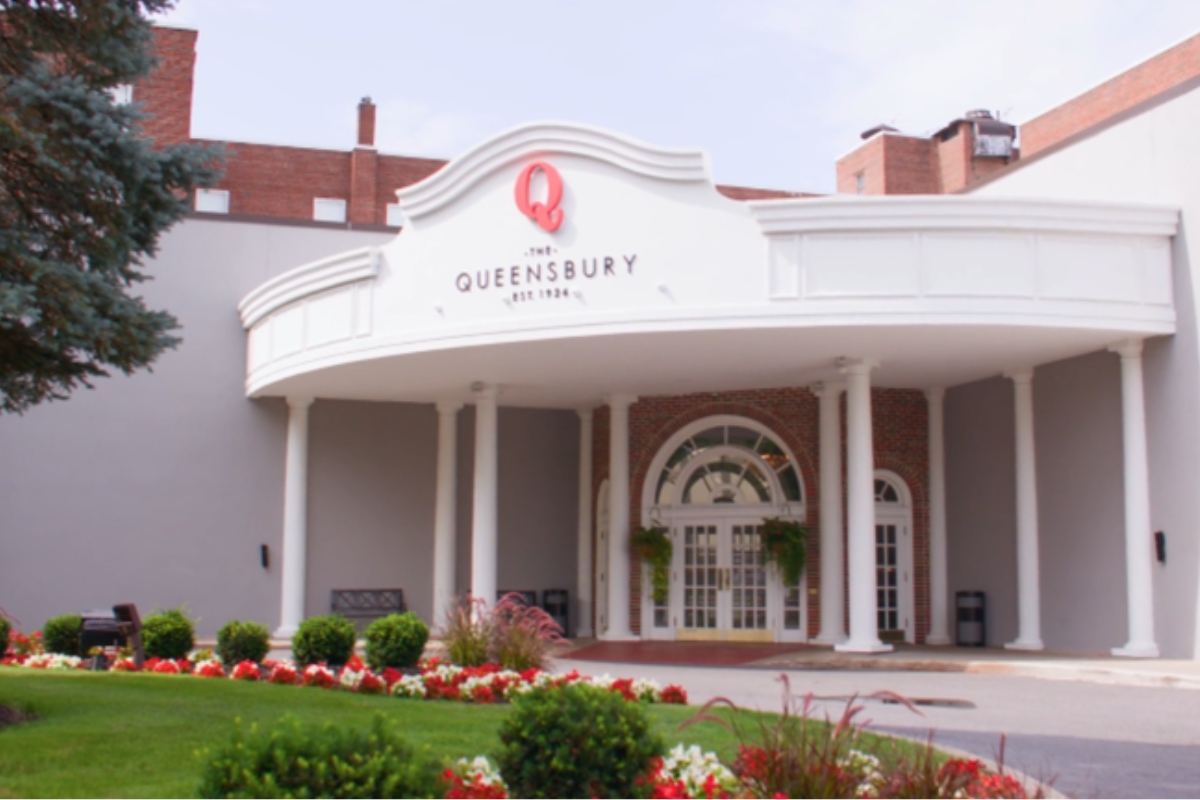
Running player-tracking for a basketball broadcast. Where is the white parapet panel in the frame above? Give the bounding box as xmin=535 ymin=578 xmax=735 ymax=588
xmin=238 ymin=247 xmax=379 ymax=375
xmin=750 ymin=196 xmax=1178 ymax=327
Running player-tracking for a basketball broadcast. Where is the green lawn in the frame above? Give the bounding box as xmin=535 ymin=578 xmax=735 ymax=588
xmin=0 ymin=669 xmax=934 ymax=799
xmin=0 ymin=670 xmax=750 ymax=798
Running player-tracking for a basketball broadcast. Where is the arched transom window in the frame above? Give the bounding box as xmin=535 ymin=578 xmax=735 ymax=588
xmin=875 ymin=478 xmax=901 ymax=504
xmin=655 ymin=423 xmax=802 ymax=507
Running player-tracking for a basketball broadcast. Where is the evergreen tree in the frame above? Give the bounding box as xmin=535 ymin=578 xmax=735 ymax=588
xmin=0 ymin=0 xmax=221 ymax=413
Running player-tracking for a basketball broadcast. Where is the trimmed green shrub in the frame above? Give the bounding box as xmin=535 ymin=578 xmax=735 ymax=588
xmin=197 ymin=713 xmax=446 ymax=799
xmin=0 ymin=615 xmax=12 ymax=654
xmin=364 ymin=612 xmax=428 ymax=671
xmin=497 ymin=683 xmax=664 ymax=799
xmin=42 ymin=614 xmax=82 ymax=656
xmin=292 ymin=614 xmax=357 ymax=666
xmin=142 ymin=608 xmax=196 ymax=660
xmin=216 ymin=620 xmax=271 ymax=665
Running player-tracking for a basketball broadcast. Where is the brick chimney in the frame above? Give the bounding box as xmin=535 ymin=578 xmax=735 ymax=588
xmin=349 ymin=97 xmax=378 ymax=224
xmin=137 ymin=27 xmax=198 ymax=145
xmin=357 ymin=97 xmax=376 ymax=147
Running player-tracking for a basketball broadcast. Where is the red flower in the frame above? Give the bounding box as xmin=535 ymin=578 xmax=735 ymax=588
xmin=661 ymin=684 xmax=688 ymax=705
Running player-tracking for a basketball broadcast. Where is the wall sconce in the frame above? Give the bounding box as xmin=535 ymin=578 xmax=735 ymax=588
xmin=260 ymin=544 xmax=270 ymax=570
xmin=1154 ymin=531 xmax=1166 ymax=564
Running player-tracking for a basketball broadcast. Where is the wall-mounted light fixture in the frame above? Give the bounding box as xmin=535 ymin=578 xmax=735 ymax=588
xmin=260 ymin=544 xmax=270 ymax=570
xmin=1154 ymin=531 xmax=1166 ymax=564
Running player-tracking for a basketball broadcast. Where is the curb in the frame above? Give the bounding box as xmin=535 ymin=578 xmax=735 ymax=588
xmin=963 ymin=660 xmax=1200 ymax=691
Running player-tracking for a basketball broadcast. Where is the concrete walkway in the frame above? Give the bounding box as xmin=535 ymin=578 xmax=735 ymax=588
xmin=559 ymin=640 xmax=1200 ymax=691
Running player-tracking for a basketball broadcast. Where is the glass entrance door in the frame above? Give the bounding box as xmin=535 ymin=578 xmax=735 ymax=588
xmin=677 ymin=521 xmax=772 ymax=641
xmin=875 ymin=520 xmax=912 ymax=643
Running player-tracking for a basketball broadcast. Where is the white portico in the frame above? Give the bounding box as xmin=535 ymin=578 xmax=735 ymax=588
xmin=238 ymin=123 xmax=1177 ymax=655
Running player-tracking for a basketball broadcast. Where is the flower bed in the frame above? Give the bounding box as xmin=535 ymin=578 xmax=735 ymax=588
xmin=2 ymin=638 xmax=687 ymax=706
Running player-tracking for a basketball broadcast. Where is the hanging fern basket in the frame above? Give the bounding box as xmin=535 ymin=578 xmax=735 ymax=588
xmin=629 ymin=526 xmax=672 ymax=604
xmin=761 ymin=517 xmax=808 ymax=586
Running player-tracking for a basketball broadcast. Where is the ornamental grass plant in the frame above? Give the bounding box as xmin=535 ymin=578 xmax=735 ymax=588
xmin=441 ymin=595 xmax=566 ymax=671
xmin=490 ymin=593 xmax=564 ymax=672
xmin=682 ymin=674 xmax=1039 ymax=799
xmin=441 ymin=598 xmax=491 ymax=667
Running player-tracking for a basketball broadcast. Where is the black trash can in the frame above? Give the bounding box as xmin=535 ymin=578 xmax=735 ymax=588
xmin=955 ymin=591 xmax=986 ymax=647
xmin=542 ymin=589 xmax=569 ymax=637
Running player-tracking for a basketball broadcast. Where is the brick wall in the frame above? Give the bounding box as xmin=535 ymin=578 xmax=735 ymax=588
xmin=590 ymin=386 xmax=930 ymax=642
xmin=1019 ymin=32 xmax=1200 ymax=158
xmin=884 ymin=135 xmax=941 ymax=194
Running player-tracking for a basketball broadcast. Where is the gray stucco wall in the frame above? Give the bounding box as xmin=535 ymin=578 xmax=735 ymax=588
xmin=452 ymin=406 xmax=581 ymax=633
xmin=0 ymin=218 xmax=390 ymax=636
xmin=306 ymin=401 xmax=580 ymax=632
xmin=946 ymin=376 xmax=1019 ymax=647
xmin=947 ymin=352 xmax=1163 ymax=654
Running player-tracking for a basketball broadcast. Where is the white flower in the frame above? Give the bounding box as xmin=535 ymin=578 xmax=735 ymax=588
xmin=453 ymin=755 xmax=507 ymax=791
xmin=659 ymin=743 xmax=738 ymax=796
xmin=391 ymin=674 xmax=427 ymax=698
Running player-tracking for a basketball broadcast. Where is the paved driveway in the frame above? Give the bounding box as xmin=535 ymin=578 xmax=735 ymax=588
xmin=557 ymin=660 xmax=1200 ymax=798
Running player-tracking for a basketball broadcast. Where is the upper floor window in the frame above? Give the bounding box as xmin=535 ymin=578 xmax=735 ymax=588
xmin=313 ymin=198 xmax=347 ymax=223
xmin=109 ymin=84 xmax=133 ymax=105
xmin=194 ymin=188 xmax=230 ymax=214
xmin=855 ymin=172 xmax=866 ymax=195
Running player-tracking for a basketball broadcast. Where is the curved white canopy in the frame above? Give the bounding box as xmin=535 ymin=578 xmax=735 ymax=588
xmin=238 ymin=122 xmax=1178 ymax=407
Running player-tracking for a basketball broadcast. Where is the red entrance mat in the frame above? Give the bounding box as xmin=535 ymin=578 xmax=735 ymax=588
xmin=559 ymin=641 xmax=811 ymax=667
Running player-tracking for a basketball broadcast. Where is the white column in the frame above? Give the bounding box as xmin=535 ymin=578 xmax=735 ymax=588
xmin=433 ymin=401 xmax=462 ymax=627
xmin=276 ymin=396 xmax=313 ymax=639
xmin=1111 ymin=340 xmax=1160 ymax=657
xmin=576 ymin=408 xmax=595 ymax=637
xmin=926 ymin=388 xmax=952 ymax=645
xmin=604 ymin=394 xmax=637 ymax=640
xmin=1006 ymin=371 xmax=1044 ymax=650
xmin=836 ymin=360 xmax=890 ymax=653
xmin=812 ymin=382 xmax=846 ymax=645
xmin=470 ymin=384 xmax=499 ymax=607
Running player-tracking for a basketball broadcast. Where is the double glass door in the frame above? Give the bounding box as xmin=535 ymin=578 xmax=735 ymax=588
xmin=677 ymin=520 xmax=772 ymax=641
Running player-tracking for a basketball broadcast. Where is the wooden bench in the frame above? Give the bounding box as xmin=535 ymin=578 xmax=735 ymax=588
xmin=330 ymin=589 xmax=406 ymax=626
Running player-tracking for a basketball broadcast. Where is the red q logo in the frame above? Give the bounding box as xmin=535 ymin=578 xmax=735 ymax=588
xmin=514 ymin=161 xmax=564 ymax=233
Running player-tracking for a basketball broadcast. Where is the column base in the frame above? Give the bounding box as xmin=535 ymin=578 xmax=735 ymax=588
xmin=1112 ymin=642 xmax=1160 ymax=658
xmin=598 ymin=629 xmax=638 ymax=642
xmin=811 ymin=633 xmax=847 ymax=646
xmin=576 ymin=627 xmax=594 ymax=638
xmin=274 ymin=625 xmax=298 ymax=640
xmin=1004 ymin=638 xmax=1044 ymax=651
xmin=835 ymin=640 xmax=893 ymax=654
xmin=924 ymin=634 xmax=952 ymax=646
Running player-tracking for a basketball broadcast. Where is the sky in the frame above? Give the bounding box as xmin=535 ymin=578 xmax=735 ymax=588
xmin=157 ymin=1 xmax=1200 ymax=194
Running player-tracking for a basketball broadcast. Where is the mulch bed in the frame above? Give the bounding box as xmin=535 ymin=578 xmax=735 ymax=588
xmin=0 ymin=704 xmax=35 ymax=730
